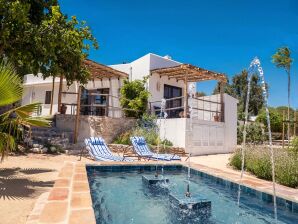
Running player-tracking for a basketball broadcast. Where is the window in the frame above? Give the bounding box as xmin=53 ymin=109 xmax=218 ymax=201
xmin=45 ymin=91 xmax=52 ymax=104
xmin=164 ymin=84 xmax=182 ymax=118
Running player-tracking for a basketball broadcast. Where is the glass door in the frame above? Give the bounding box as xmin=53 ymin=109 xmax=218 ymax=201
xmin=164 ymin=84 xmax=182 ymax=118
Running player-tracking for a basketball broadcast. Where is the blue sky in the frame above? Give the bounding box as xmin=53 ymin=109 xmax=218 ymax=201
xmin=60 ymin=0 xmax=298 ymax=108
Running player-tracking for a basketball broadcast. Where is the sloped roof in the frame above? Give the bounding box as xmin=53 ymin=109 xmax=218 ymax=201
xmin=150 ymin=64 xmax=227 ymax=82
xmin=84 ymin=59 xmax=128 ymax=79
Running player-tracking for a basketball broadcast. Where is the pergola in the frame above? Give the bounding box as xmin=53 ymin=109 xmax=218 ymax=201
xmin=73 ymin=59 xmax=128 ymax=144
xmin=150 ymin=64 xmax=227 ymax=118
xmin=84 ymin=59 xmax=128 ymax=80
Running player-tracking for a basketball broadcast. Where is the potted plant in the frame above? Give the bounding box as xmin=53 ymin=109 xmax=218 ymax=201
xmin=214 ymin=112 xmax=220 ymax=122
xmin=60 ymin=103 xmax=67 ymax=114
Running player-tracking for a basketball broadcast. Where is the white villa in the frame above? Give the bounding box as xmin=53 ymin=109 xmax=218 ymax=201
xmin=22 ymin=53 xmax=238 ymax=155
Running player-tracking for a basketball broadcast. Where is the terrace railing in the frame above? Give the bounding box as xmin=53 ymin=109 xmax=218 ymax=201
xmin=61 ymin=92 xmax=138 ymax=118
xmin=149 ymin=94 xmax=224 ymax=122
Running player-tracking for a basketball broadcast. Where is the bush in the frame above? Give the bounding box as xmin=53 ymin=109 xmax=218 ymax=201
xmin=237 ymin=122 xmax=266 ymax=144
xmin=120 ymin=78 xmax=150 ymax=118
xmin=289 ymin=136 xmax=298 ymax=155
xmin=245 ymin=148 xmax=272 ymax=180
xmin=113 ymin=113 xmax=173 ymax=147
xmin=229 ymin=146 xmax=298 ymax=188
xmin=275 ymin=150 xmax=298 ymax=188
xmin=256 ymin=108 xmax=282 ymax=133
xmin=229 ymin=148 xmax=242 ymax=170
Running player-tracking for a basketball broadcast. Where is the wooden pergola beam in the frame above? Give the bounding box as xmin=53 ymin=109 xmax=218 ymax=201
xmin=150 ymin=64 xmax=227 ymax=83
xmin=83 ymin=59 xmax=128 ymax=80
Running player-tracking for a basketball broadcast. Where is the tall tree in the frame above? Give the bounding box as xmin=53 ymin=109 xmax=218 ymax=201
xmin=0 ymin=1 xmax=98 ymax=113
xmin=272 ymin=47 xmax=293 ymax=141
xmin=213 ymin=70 xmax=267 ymax=119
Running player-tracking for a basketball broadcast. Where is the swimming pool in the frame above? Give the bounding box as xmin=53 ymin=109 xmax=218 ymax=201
xmin=87 ymin=165 xmax=297 ymax=224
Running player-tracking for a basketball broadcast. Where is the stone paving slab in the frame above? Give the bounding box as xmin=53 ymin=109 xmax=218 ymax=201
xmin=26 ymin=160 xmax=298 ymax=223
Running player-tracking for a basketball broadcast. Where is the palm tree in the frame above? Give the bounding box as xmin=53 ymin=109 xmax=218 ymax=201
xmin=272 ymin=47 xmax=293 ymax=143
xmin=0 ymin=61 xmax=50 ymax=161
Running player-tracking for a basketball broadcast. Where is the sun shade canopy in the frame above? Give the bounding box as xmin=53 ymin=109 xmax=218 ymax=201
xmin=84 ymin=59 xmax=128 ymax=80
xmin=150 ymin=64 xmax=227 ymax=83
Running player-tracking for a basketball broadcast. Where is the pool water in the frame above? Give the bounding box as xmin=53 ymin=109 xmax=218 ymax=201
xmin=87 ymin=166 xmax=297 ymax=224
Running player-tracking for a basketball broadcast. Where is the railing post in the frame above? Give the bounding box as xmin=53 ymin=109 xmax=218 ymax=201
xmin=220 ymin=81 xmax=225 ymax=122
xmin=74 ymin=85 xmax=81 ymax=144
xmin=105 ymin=95 xmax=109 ymax=117
xmin=183 ymin=73 xmax=188 ymax=118
xmin=109 ymin=78 xmax=114 ymax=117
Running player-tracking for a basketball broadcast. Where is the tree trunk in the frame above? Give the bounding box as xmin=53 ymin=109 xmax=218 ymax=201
xmin=49 ymin=76 xmax=55 ymax=115
xmin=57 ymin=75 xmax=63 ymax=112
xmin=287 ymin=71 xmax=290 ymax=145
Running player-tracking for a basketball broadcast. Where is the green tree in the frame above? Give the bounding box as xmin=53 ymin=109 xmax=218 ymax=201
xmin=256 ymin=107 xmax=282 ymax=133
xmin=0 ymin=1 xmax=98 ymax=113
xmin=272 ymin=47 xmax=293 ymax=141
xmin=0 ymin=61 xmax=50 ymax=161
xmin=120 ymin=78 xmax=150 ymax=118
xmin=213 ymin=70 xmax=267 ymax=119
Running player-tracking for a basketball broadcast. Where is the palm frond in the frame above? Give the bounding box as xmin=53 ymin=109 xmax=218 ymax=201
xmin=21 ymin=117 xmax=51 ymax=128
xmin=0 ymin=102 xmax=51 ymax=128
xmin=0 ymin=61 xmax=23 ymax=106
xmin=0 ymin=132 xmax=16 ymax=161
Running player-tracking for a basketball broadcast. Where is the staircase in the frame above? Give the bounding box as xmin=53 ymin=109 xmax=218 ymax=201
xmin=30 ymin=127 xmax=73 ymax=147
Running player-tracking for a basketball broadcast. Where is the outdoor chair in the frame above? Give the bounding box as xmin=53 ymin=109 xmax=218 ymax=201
xmin=130 ymin=136 xmax=181 ymax=161
xmin=84 ymin=137 xmax=133 ymax=162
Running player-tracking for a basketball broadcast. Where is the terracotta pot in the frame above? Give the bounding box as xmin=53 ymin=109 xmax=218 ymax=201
xmin=60 ymin=104 xmax=67 ymax=114
xmin=214 ymin=115 xmax=220 ymax=122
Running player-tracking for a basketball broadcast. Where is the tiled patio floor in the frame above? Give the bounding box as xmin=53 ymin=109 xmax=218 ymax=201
xmin=26 ymin=160 xmax=298 ymax=223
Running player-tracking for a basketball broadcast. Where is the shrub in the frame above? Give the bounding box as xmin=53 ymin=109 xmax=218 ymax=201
xmin=230 ymin=146 xmax=298 ymax=188
xmin=120 ymin=78 xmax=150 ymax=118
xmin=289 ymin=136 xmax=298 ymax=155
xmin=237 ymin=122 xmax=266 ymax=144
xmin=256 ymin=108 xmax=282 ymax=133
xmin=275 ymin=150 xmax=298 ymax=188
xmin=113 ymin=113 xmax=173 ymax=147
xmin=245 ymin=148 xmax=272 ymax=180
xmin=229 ymin=148 xmax=242 ymax=170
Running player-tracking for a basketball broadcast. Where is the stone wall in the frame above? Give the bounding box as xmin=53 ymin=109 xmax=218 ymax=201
xmin=55 ymin=115 xmax=136 ymax=143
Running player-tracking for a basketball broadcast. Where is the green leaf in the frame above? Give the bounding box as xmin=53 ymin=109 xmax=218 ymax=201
xmin=0 ymin=61 xmax=23 ymax=106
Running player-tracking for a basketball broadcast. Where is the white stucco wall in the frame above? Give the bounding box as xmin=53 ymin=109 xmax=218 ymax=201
xmin=110 ymin=53 xmax=184 ymax=106
xmin=159 ymin=94 xmax=238 ymax=155
xmin=223 ymin=94 xmax=238 ymax=152
xmin=159 ymin=118 xmax=186 ymax=148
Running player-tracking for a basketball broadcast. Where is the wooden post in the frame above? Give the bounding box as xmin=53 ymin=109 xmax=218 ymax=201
xmin=57 ymin=75 xmax=63 ymax=112
xmin=183 ymin=73 xmax=188 ymax=118
xmin=74 ymin=85 xmax=81 ymax=144
xmin=109 ymin=78 xmax=114 ymax=117
xmin=50 ymin=76 xmax=55 ymax=115
xmin=118 ymin=78 xmax=122 ymax=117
xmin=105 ymin=93 xmax=109 ymax=117
xmin=220 ymin=81 xmax=225 ymax=122
xmin=282 ymin=110 xmax=285 ymax=149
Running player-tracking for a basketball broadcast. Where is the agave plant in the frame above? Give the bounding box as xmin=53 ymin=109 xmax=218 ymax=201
xmin=0 ymin=61 xmax=51 ymax=161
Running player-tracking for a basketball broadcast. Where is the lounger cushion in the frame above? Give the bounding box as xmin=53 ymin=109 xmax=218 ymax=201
xmin=85 ymin=137 xmax=133 ymax=162
xmin=130 ymin=136 xmax=181 ymax=161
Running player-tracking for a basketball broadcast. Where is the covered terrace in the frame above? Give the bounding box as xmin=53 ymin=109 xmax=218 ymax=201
xmin=150 ymin=64 xmax=227 ymax=121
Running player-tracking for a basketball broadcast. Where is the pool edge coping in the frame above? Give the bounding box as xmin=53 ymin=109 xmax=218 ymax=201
xmin=26 ymin=161 xmax=298 ymax=223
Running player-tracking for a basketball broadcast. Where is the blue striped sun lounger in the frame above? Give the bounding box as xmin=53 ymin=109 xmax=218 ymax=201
xmin=130 ymin=136 xmax=181 ymax=161
xmin=84 ymin=137 xmax=133 ymax=162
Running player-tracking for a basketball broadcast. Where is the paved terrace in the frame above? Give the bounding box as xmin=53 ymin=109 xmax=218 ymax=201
xmin=26 ymin=158 xmax=298 ymax=224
